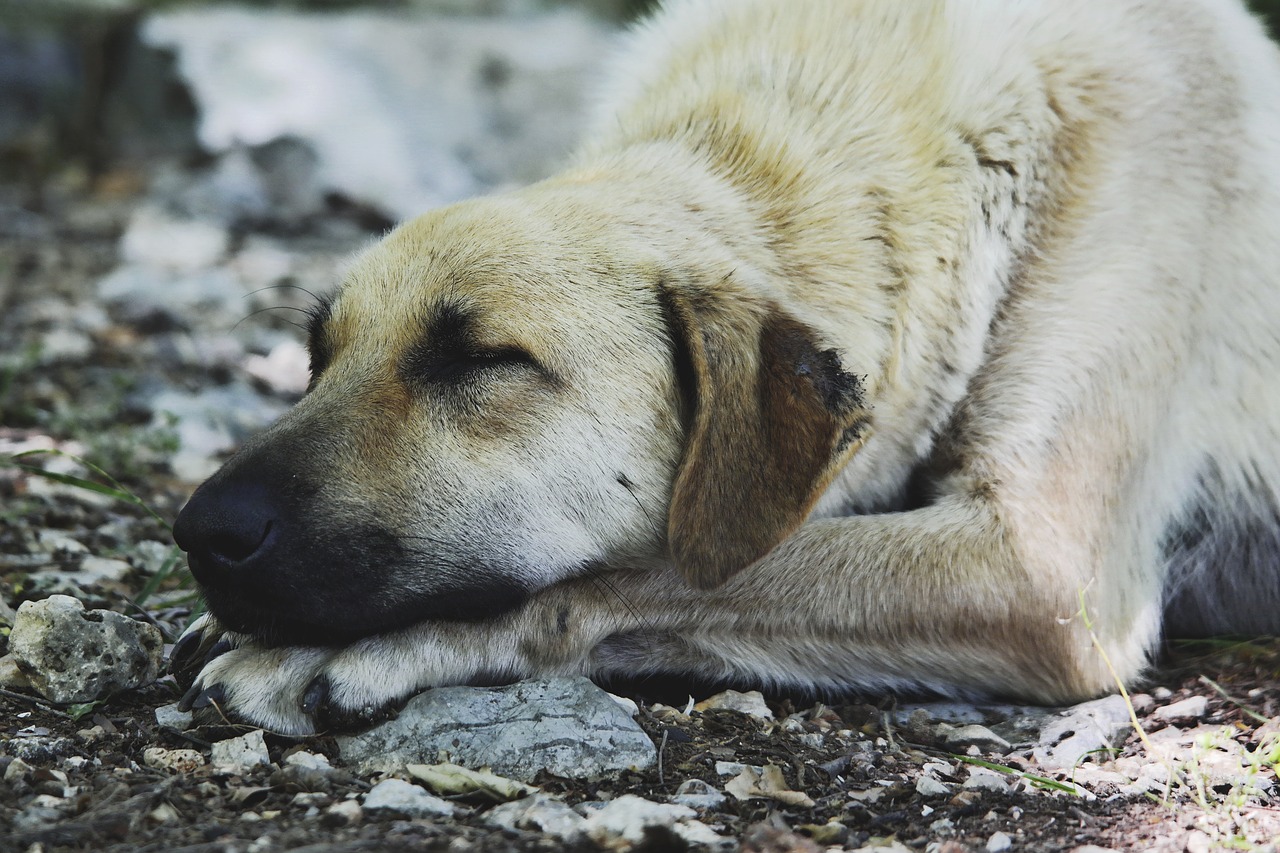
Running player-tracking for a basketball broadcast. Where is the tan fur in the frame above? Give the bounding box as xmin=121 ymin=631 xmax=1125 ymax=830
xmin=174 ymin=0 xmax=1280 ymax=734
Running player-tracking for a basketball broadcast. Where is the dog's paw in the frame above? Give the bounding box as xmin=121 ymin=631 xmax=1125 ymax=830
xmin=175 ymin=629 xmax=486 ymax=735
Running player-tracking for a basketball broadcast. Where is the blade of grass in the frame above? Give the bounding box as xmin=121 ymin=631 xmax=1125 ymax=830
xmin=8 ymin=448 xmax=172 ymax=531
xmin=952 ymin=754 xmax=1085 ymax=795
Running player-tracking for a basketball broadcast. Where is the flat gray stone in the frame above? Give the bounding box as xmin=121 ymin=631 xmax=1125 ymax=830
xmin=1151 ymin=695 xmax=1208 ymax=725
xmin=335 ymin=677 xmax=656 ymax=781
xmin=9 ymin=595 xmax=163 ymax=704
xmin=210 ymin=729 xmax=271 ymax=773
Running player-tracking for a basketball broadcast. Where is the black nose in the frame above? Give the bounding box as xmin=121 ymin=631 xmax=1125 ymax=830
xmin=173 ymin=479 xmax=280 ymax=588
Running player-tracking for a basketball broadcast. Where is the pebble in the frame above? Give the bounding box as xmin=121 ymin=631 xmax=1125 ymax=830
xmin=210 ymin=730 xmax=271 ymax=773
xmin=937 ymin=722 xmax=1013 ymax=754
xmin=482 ymin=793 xmax=588 ymax=839
xmin=1032 ymin=695 xmax=1132 ymax=770
xmin=143 ymin=747 xmax=207 ymax=773
xmin=323 ymin=799 xmax=362 ymax=828
xmin=915 ymin=775 xmax=952 ymax=797
xmin=8 ymin=595 xmax=164 ymax=704
xmin=694 ymin=688 xmax=774 ymax=718
xmin=987 ymin=830 xmax=1013 ymax=852
xmin=581 ymin=795 xmax=728 ymax=848
xmin=362 ymin=778 xmax=455 ymax=819
xmin=963 ymin=767 xmax=1011 ymax=793
xmin=1151 ymin=695 xmax=1208 ymax=725
xmin=154 ymin=702 xmax=194 ymax=730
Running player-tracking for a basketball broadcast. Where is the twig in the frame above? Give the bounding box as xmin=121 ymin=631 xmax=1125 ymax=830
xmin=0 ymin=686 xmax=71 ymax=719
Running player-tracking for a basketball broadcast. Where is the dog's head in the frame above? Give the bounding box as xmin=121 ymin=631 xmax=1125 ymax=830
xmin=173 ymin=182 xmax=869 ymax=645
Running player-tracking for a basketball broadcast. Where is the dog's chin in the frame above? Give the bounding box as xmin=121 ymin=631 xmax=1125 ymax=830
xmin=199 ymin=579 xmax=531 ymax=648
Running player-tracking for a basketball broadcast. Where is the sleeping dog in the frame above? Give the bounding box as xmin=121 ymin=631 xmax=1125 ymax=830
xmin=172 ymin=0 xmax=1280 ymax=734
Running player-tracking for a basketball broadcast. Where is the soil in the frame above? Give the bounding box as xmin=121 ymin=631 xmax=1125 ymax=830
xmin=2 ymin=174 xmax=1278 ymax=853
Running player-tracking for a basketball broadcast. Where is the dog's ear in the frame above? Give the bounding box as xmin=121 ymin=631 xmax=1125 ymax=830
xmin=662 ymin=284 xmax=871 ymax=590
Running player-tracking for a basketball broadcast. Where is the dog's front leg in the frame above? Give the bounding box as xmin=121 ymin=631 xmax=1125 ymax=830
xmin=569 ymin=493 xmax=1120 ymax=707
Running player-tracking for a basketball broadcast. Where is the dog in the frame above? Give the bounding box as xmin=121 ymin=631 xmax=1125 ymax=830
xmin=170 ymin=0 xmax=1280 ymax=735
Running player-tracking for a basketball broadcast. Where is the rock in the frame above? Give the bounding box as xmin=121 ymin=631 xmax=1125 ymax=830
xmin=284 ymin=751 xmax=333 ymax=773
xmin=0 ymin=654 xmax=31 ymax=690
xmin=915 ymin=775 xmax=952 ymax=797
xmin=120 ymin=205 xmax=230 ymax=272
xmin=1151 ymin=695 xmax=1208 ymax=725
xmin=155 ymin=701 xmax=194 ymax=730
xmin=937 ymin=723 xmax=1012 ymax=754
xmin=669 ymin=778 xmax=727 ymax=810
xmin=335 ymin=677 xmax=656 ymax=781
xmin=694 ymin=689 xmax=774 ymax=719
xmin=963 ymin=767 xmax=1011 ymax=793
xmin=8 ymin=595 xmax=164 ymax=704
xmin=146 ymin=381 xmax=290 ymax=482
xmin=482 ymin=793 xmax=587 ymax=839
xmin=143 ymin=747 xmax=206 ymax=773
xmin=986 ymin=831 xmax=1013 ymax=852
xmin=582 ymin=795 xmax=728 ymax=848
xmin=323 ymin=799 xmax=362 ymax=828
xmin=142 ymin=7 xmax=611 ymax=221
xmin=362 ymin=778 xmax=455 ymax=819
xmin=1032 ymin=695 xmax=1132 ymax=770
xmin=210 ymin=730 xmax=271 ymax=773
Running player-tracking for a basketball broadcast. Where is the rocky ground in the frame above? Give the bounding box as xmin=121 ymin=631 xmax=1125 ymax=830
xmin=2 ymin=3 xmax=1279 ymax=852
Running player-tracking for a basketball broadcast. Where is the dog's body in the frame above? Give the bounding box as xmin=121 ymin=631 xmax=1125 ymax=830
xmin=172 ymin=0 xmax=1280 ymax=734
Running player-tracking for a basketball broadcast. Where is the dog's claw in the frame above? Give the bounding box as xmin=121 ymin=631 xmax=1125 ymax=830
xmin=204 ymin=638 xmax=233 ymax=665
xmin=190 ymin=683 xmax=227 ymax=712
xmin=169 ymin=629 xmax=204 ymax=669
xmin=301 ymin=675 xmax=329 ymax=716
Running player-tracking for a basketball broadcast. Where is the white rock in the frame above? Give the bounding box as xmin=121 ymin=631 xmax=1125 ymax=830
xmin=938 ymin=723 xmax=1013 ymax=754
xmin=284 ymin=751 xmax=332 ymax=772
xmin=1032 ymin=695 xmax=1132 ymax=770
xmin=9 ymin=595 xmax=164 ymax=704
xmin=582 ymin=795 xmax=706 ymax=845
xmin=336 ymin=677 xmax=656 ymax=781
xmin=987 ymin=831 xmax=1013 ymax=852
xmin=963 ymin=767 xmax=1011 ymax=793
xmin=482 ymin=793 xmax=587 ymax=839
xmin=915 ymin=775 xmax=951 ymax=797
xmin=362 ymin=778 xmax=455 ymax=819
xmin=211 ymin=730 xmax=271 ymax=773
xmin=155 ymin=701 xmax=194 ymax=731
xmin=325 ymin=799 xmax=362 ymax=827
xmin=1151 ymin=695 xmax=1209 ymax=725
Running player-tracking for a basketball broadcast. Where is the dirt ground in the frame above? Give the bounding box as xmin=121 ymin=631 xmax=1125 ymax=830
xmin=1 ymin=171 xmax=1279 ymax=853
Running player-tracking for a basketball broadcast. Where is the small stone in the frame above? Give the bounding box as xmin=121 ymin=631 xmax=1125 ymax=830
xmin=9 ymin=595 xmax=164 ymax=704
xmin=1152 ymin=686 xmax=1173 ymax=700
xmin=155 ymin=701 xmax=194 ymax=730
xmin=4 ymin=757 xmax=32 ymax=782
xmin=1127 ymin=693 xmax=1155 ymax=715
xmin=283 ymin=750 xmax=333 ymax=772
xmin=211 ymin=730 xmax=271 ymax=773
xmin=694 ymin=689 xmax=774 ymax=718
xmin=1151 ymin=695 xmax=1209 ymax=726
xmin=143 ymin=747 xmax=207 ymax=773
xmin=916 ymin=775 xmax=952 ymax=797
xmin=582 ymin=795 xmax=705 ymax=845
xmin=363 ymin=778 xmax=455 ymax=819
xmin=149 ymin=802 xmax=182 ymax=824
xmin=987 ymin=831 xmax=1013 ymax=852
xmin=482 ymin=793 xmax=587 ymax=839
xmin=669 ymin=778 xmax=727 ymax=810
xmin=336 ymin=677 xmax=655 ymax=781
xmin=1033 ymin=695 xmax=1132 ymax=770
xmin=963 ymin=767 xmax=1011 ymax=793
xmin=323 ymin=799 xmax=362 ymax=827
xmin=937 ymin=723 xmax=1012 ymax=754
xmin=0 ymin=654 xmax=31 ymax=690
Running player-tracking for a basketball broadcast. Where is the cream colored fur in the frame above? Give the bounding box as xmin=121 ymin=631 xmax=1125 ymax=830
xmin=179 ymin=0 xmax=1280 ymax=734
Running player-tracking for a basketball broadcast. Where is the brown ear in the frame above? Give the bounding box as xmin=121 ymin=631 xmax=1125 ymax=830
xmin=663 ymin=285 xmax=871 ymax=590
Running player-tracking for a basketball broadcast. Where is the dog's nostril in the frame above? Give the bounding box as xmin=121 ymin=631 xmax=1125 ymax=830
xmin=207 ymin=520 xmax=273 ymax=564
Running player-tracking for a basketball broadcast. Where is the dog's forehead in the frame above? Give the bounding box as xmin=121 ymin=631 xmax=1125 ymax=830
xmin=322 ymin=205 xmax=657 ymax=362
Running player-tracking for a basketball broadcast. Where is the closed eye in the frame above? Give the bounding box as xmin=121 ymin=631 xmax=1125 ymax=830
xmin=414 ymin=346 xmax=540 ymax=384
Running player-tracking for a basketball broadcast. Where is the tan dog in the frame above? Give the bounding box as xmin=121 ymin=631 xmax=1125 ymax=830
xmin=172 ymin=0 xmax=1280 ymax=734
